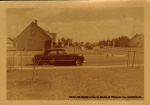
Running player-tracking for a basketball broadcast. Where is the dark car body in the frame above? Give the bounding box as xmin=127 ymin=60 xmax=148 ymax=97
xmin=32 ymin=48 xmax=85 ymax=66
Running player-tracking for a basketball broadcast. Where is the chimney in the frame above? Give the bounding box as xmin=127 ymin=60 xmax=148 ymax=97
xmin=35 ymin=20 xmax=37 ymax=25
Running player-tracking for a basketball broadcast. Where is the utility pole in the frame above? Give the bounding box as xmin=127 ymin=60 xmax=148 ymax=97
xmin=16 ymin=24 xmax=19 ymax=69
xmin=107 ymin=34 xmax=110 ymax=56
xmin=112 ymin=39 xmax=115 ymax=56
xmin=132 ymin=17 xmax=136 ymax=48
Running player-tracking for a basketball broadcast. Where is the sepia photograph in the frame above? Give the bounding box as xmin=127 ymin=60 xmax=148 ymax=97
xmin=0 ymin=1 xmax=149 ymax=105
xmin=6 ymin=6 xmax=144 ymax=100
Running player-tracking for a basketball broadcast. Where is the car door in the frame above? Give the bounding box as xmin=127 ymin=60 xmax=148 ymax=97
xmin=47 ymin=50 xmax=58 ymax=64
xmin=57 ymin=50 xmax=71 ymax=65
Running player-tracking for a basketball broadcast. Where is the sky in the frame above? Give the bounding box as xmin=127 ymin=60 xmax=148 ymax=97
xmin=7 ymin=7 xmax=144 ymax=42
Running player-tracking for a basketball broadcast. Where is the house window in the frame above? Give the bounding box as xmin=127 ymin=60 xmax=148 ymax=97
xmin=30 ymin=29 xmax=36 ymax=36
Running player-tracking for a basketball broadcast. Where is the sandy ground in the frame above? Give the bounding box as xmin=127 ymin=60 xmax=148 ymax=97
xmin=7 ymin=67 xmax=144 ymax=100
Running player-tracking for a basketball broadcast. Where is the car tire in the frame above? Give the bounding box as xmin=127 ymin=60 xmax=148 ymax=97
xmin=75 ymin=59 xmax=82 ymax=66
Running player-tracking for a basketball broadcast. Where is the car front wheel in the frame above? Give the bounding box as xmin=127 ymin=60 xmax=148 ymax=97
xmin=75 ymin=59 xmax=82 ymax=66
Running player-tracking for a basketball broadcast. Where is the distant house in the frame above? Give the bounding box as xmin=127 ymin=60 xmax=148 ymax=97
xmin=67 ymin=38 xmax=73 ymax=46
xmin=14 ymin=20 xmax=59 ymax=51
xmin=129 ymin=33 xmax=144 ymax=47
xmin=58 ymin=39 xmax=64 ymax=48
xmin=50 ymin=33 xmax=62 ymax=48
xmin=61 ymin=38 xmax=72 ymax=47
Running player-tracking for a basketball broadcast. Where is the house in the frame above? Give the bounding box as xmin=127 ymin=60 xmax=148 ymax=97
xmin=14 ymin=20 xmax=59 ymax=51
xmin=58 ymin=39 xmax=64 ymax=48
xmin=61 ymin=38 xmax=71 ymax=47
xmin=67 ymin=38 xmax=73 ymax=47
xmin=129 ymin=33 xmax=144 ymax=47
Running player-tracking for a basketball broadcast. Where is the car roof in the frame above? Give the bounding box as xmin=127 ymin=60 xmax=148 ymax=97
xmin=45 ymin=48 xmax=65 ymax=51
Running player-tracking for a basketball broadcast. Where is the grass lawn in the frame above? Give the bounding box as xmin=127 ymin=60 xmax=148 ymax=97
xmin=7 ymin=67 xmax=144 ymax=100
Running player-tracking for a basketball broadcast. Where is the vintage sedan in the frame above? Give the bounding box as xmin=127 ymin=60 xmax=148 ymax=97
xmin=32 ymin=48 xmax=85 ymax=66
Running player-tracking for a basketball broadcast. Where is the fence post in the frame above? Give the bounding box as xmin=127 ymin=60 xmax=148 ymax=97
xmin=16 ymin=43 xmax=18 ymax=69
xmin=20 ymin=51 xmax=22 ymax=70
xmin=74 ymin=46 xmax=75 ymax=53
xmin=127 ymin=49 xmax=130 ymax=67
xmin=11 ymin=53 xmax=13 ymax=71
xmin=13 ymin=51 xmax=15 ymax=70
xmin=132 ymin=50 xmax=136 ymax=67
xmin=32 ymin=64 xmax=35 ymax=82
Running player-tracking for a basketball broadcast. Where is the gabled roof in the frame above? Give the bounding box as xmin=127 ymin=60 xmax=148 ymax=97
xmin=131 ymin=33 xmax=143 ymax=40
xmin=14 ymin=20 xmax=56 ymax=41
xmin=37 ymin=26 xmax=53 ymax=39
xmin=58 ymin=39 xmax=64 ymax=43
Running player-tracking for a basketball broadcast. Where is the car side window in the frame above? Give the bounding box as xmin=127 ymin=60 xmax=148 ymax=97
xmin=48 ymin=51 xmax=57 ymax=55
xmin=58 ymin=50 xmax=67 ymax=55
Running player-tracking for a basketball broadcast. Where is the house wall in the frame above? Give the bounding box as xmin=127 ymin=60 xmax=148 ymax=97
xmin=15 ymin=23 xmax=51 ymax=51
xmin=7 ymin=43 xmax=14 ymax=47
xmin=129 ymin=35 xmax=144 ymax=47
